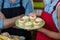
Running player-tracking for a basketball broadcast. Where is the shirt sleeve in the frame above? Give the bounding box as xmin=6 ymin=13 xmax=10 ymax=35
xmin=48 ymin=0 xmax=58 ymax=13
xmin=25 ymin=0 xmax=34 ymax=15
xmin=0 ymin=0 xmax=3 ymax=12
xmin=51 ymin=0 xmax=58 ymax=7
xmin=43 ymin=0 xmax=51 ymax=6
xmin=44 ymin=0 xmax=51 ymax=13
xmin=0 ymin=19 xmax=4 ymax=29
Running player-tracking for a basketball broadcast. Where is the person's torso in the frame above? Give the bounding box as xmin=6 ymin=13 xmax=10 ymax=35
xmin=1 ymin=0 xmax=25 ymax=18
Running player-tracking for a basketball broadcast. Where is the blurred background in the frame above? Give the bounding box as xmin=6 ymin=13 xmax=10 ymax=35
xmin=33 ymin=0 xmax=44 ymax=15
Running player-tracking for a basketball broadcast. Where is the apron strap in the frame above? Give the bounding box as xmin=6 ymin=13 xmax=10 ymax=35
xmin=51 ymin=1 xmax=59 ymax=14
xmin=2 ymin=0 xmax=4 ymax=10
xmin=20 ymin=0 xmax=23 ymax=7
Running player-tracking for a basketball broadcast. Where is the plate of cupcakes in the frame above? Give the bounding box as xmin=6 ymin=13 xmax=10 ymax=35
xmin=15 ymin=15 xmax=45 ymax=30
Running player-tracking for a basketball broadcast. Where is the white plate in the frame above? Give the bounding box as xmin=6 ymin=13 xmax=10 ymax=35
xmin=15 ymin=18 xmax=45 ymax=30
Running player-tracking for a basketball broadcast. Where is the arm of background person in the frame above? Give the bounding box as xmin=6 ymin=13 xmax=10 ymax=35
xmin=38 ymin=28 xmax=60 ymax=39
xmin=57 ymin=3 xmax=60 ymax=31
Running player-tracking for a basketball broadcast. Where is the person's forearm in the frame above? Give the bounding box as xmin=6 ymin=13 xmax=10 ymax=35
xmin=4 ymin=17 xmax=17 ymax=28
xmin=57 ymin=5 xmax=60 ymax=29
xmin=38 ymin=28 xmax=60 ymax=39
xmin=3 ymin=14 xmax=24 ymax=28
xmin=58 ymin=18 xmax=60 ymax=29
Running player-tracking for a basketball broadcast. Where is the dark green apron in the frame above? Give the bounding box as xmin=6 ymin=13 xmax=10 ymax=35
xmin=1 ymin=0 xmax=31 ymax=40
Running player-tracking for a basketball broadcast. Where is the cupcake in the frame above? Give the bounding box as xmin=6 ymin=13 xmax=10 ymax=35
xmin=29 ymin=15 xmax=36 ymax=22
xmin=22 ymin=16 xmax=29 ymax=22
xmin=35 ymin=18 xmax=42 ymax=22
xmin=19 ymin=18 xmax=25 ymax=23
xmin=25 ymin=22 xmax=32 ymax=29
xmin=18 ymin=18 xmax=25 ymax=26
xmin=33 ymin=21 xmax=40 ymax=28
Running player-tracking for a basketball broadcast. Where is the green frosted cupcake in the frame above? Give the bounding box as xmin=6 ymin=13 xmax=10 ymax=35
xmin=29 ymin=15 xmax=36 ymax=22
xmin=25 ymin=22 xmax=33 ymax=29
xmin=22 ymin=16 xmax=29 ymax=22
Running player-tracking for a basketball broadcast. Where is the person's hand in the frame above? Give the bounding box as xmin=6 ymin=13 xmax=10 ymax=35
xmin=37 ymin=28 xmax=44 ymax=32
